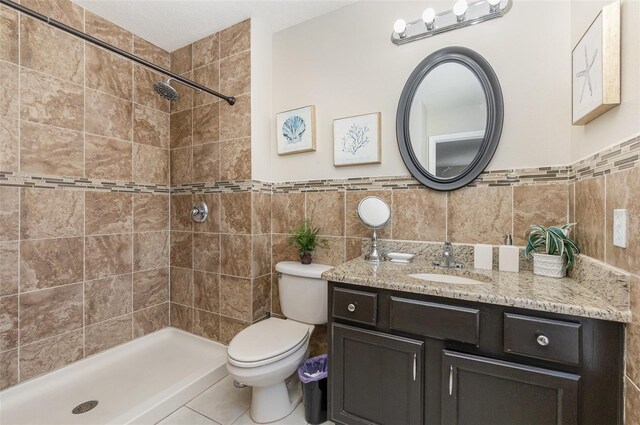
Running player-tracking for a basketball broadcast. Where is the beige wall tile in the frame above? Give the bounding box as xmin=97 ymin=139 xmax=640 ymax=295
xmin=392 ymin=189 xmax=447 ymax=242
xmin=0 ymin=349 xmax=18 ymax=390
xmin=194 ymin=194 xmax=221 ymax=233
xmin=310 ymin=325 xmax=327 ymax=357
xmin=134 ymin=231 xmax=169 ymax=271
xmin=193 ymin=32 xmax=219 ymax=68
xmin=0 ymin=61 xmax=18 ymax=118
xmin=193 ymin=142 xmax=219 ymax=183
xmin=0 ymin=116 xmax=19 ymax=172
xmin=19 ymin=282 xmax=83 ymax=344
xmin=20 ymin=16 xmax=83 ymax=84
xmin=306 ymin=191 xmax=345 ymax=236
xmin=625 ymin=377 xmax=640 ymax=425
xmin=171 ymin=44 xmax=192 ymax=74
xmin=133 ymin=104 xmax=169 ymax=149
xmin=346 ymin=190 xmax=392 ymax=239
xmin=252 ymin=274 xmax=270 ymax=321
xmin=20 ymin=69 xmax=83 ymax=131
xmin=271 ymin=233 xmax=299 ymax=272
xmin=626 ymin=276 xmax=640 ymax=386
xmin=575 ymin=177 xmax=605 ymax=261
xmin=219 ymin=138 xmax=251 ymax=181
xmin=170 ymin=302 xmax=193 ymax=332
xmin=193 ymin=103 xmax=219 ymax=145
xmin=85 ymin=314 xmax=132 ymax=356
xmin=84 ymin=274 xmax=132 ymax=325
xmin=133 ymin=65 xmax=170 ymax=113
xmin=133 ymin=303 xmax=169 ymax=337
xmin=193 ymin=309 xmax=220 ymax=341
xmin=170 ymin=231 xmax=193 ymax=269
xmin=19 ymin=329 xmax=83 ymax=381
xmin=19 ymin=238 xmax=83 ymax=292
xmin=220 ymin=51 xmax=250 ymax=96
xmin=85 ymin=234 xmax=133 ymax=280
xmin=270 ymin=274 xmax=282 ymax=317
xmin=85 ymin=135 xmax=132 ymax=181
xmin=20 ymin=121 xmax=84 ymax=177
xmin=0 ymin=187 xmax=19 ymax=241
xmin=568 ymin=183 xmax=575 ymax=223
xmin=193 ymin=233 xmax=220 ymax=273
xmin=220 ymin=275 xmax=251 ymax=321
xmin=220 ymin=20 xmax=250 ymax=59
xmin=133 ymin=268 xmax=169 ymax=311
xmin=219 ymin=315 xmax=248 ymax=345
xmin=606 ymin=168 xmax=640 ymax=272
xmin=219 ymin=94 xmax=250 ymax=140
xmin=346 ymin=237 xmax=363 ymax=261
xmin=221 ymin=192 xmax=251 ymax=234
xmin=85 ymin=44 xmax=133 ymax=100
xmin=448 ymin=186 xmax=513 ymax=245
xmin=193 ymin=62 xmax=220 ymax=107
xmin=0 ymin=241 xmax=19 ymax=296
xmin=133 ymin=143 xmax=169 ymax=185
xmin=170 ymin=109 xmax=192 ymax=149
xmin=170 ymin=267 xmax=193 ymax=306
xmin=85 ymin=192 xmax=133 ymax=236
xmin=134 ymin=194 xmax=169 ymax=232
xmin=170 ymin=194 xmax=194 ymax=232
xmin=252 ymin=235 xmax=270 ymax=278
xmin=21 ymin=0 xmax=84 ymax=31
xmin=85 ymin=11 xmax=132 ymax=53
xmin=220 ymin=234 xmax=251 ymax=277
xmin=21 ymin=188 xmax=83 ymax=239
xmin=312 ymin=236 xmax=345 ymax=266
xmin=271 ymin=193 xmax=305 ymax=235
xmin=170 ymin=71 xmax=194 ymax=114
xmin=513 ymin=184 xmax=568 ymax=245
xmin=86 ymin=89 xmax=133 ymax=141
xmin=0 ymin=295 xmax=18 ymax=351
xmin=252 ymin=192 xmax=271 ymax=235
xmin=194 ymin=271 xmax=219 ymax=313
xmin=170 ymin=147 xmax=193 ymax=186
xmin=0 ymin=5 xmax=19 ymax=64
xmin=133 ymin=36 xmax=170 ymax=68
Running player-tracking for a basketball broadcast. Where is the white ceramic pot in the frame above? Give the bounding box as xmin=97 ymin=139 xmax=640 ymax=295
xmin=532 ymin=253 xmax=567 ymax=278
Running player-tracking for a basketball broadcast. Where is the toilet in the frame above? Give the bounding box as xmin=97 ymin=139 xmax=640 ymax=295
xmin=226 ymin=261 xmax=332 ymax=423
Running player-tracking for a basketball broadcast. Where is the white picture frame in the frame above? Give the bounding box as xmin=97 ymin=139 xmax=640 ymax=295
xmin=572 ymin=0 xmax=620 ymax=126
xmin=276 ymin=105 xmax=316 ymax=155
xmin=333 ymin=112 xmax=381 ymax=167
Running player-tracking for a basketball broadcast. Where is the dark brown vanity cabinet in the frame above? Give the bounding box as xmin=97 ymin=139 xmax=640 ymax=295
xmin=328 ymin=282 xmax=624 ymax=425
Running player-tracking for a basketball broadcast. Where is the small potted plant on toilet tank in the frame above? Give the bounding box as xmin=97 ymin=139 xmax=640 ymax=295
xmin=525 ymin=223 xmax=580 ymax=278
xmin=289 ymin=219 xmax=329 ymax=264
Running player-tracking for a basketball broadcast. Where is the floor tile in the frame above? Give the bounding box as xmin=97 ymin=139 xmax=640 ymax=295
xmin=157 ymin=407 xmax=219 ymax=425
xmin=187 ymin=375 xmax=251 ymax=425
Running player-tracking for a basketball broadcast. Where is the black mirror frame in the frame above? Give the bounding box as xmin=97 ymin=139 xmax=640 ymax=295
xmin=396 ymin=46 xmax=504 ymax=191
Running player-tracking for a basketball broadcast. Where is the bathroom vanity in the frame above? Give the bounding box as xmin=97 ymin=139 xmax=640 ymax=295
xmin=324 ymin=257 xmax=630 ymax=425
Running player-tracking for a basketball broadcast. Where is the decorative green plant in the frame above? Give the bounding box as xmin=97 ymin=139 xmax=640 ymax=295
xmin=288 ymin=219 xmax=329 ymax=256
xmin=524 ymin=223 xmax=580 ymax=268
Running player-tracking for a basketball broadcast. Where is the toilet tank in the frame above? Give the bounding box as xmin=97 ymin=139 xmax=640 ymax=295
xmin=275 ymin=261 xmax=333 ymax=325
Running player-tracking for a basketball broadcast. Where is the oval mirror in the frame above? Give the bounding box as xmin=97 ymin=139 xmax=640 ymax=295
xmin=397 ymin=47 xmax=504 ymax=191
xmin=357 ymin=196 xmax=391 ymax=229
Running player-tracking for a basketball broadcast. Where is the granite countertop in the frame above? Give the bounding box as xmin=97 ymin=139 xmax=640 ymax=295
xmin=322 ymin=257 xmax=632 ymax=323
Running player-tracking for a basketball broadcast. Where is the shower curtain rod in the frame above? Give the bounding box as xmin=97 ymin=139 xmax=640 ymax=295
xmin=1 ymin=0 xmax=236 ymax=105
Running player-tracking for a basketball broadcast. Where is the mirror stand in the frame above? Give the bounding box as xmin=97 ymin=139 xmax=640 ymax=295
xmin=365 ymin=228 xmax=383 ymax=263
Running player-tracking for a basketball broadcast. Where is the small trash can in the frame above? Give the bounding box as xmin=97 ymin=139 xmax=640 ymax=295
xmin=298 ymin=354 xmax=328 ymax=425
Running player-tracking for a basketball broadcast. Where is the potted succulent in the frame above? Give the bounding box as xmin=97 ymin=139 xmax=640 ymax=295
xmin=525 ymin=223 xmax=580 ymax=278
xmin=288 ymin=220 xmax=329 ymax=265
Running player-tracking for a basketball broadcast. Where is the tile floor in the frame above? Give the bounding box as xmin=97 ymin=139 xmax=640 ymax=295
xmin=156 ymin=375 xmax=332 ymax=425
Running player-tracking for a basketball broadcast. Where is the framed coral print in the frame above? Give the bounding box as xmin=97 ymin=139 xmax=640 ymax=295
xmin=572 ymin=0 xmax=620 ymax=125
xmin=333 ymin=112 xmax=381 ymax=166
xmin=276 ymin=106 xmax=316 ymax=155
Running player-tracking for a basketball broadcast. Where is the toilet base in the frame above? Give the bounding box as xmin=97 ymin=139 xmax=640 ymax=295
xmin=250 ymin=375 xmax=303 ymax=423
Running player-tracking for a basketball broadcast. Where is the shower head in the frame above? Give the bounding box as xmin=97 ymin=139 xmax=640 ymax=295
xmin=153 ymin=79 xmax=180 ymax=102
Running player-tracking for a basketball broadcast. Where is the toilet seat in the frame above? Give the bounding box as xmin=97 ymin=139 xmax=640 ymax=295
xmin=227 ymin=318 xmax=311 ymax=368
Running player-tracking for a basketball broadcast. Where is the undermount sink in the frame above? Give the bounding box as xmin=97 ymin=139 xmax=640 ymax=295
xmin=408 ymin=273 xmax=486 ymax=285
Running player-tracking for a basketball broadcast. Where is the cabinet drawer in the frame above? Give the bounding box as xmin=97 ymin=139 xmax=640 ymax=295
xmin=504 ymin=313 xmax=581 ymax=365
xmin=332 ymin=288 xmax=377 ymax=325
xmin=389 ymin=297 xmax=479 ymax=345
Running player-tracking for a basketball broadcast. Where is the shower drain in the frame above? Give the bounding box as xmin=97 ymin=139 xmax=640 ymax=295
xmin=72 ymin=400 xmax=99 ymax=414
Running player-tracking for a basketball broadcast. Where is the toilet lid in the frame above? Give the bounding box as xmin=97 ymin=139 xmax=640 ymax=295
xmin=228 ymin=318 xmax=311 ymax=366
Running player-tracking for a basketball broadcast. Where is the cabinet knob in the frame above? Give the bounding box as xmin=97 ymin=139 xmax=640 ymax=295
xmin=536 ymin=334 xmax=550 ymax=346
xmin=347 ymin=303 xmax=357 ymax=312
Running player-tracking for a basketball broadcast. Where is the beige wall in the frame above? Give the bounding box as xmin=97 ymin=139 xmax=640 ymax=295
xmin=268 ymin=0 xmax=572 ymax=182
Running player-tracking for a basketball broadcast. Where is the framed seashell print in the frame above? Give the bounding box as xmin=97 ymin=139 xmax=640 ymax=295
xmin=333 ymin=112 xmax=382 ymax=166
xmin=276 ymin=105 xmax=316 ymax=155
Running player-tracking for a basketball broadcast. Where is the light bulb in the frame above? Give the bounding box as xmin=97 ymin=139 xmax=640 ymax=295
xmin=453 ymin=0 xmax=468 ymax=21
xmin=422 ymin=8 xmax=436 ymax=29
xmin=393 ymin=19 xmax=407 ymax=37
xmin=487 ymin=0 xmax=501 ymax=12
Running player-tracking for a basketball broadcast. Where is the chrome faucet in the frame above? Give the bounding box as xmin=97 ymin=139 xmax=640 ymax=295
xmin=433 ymin=241 xmax=464 ymax=269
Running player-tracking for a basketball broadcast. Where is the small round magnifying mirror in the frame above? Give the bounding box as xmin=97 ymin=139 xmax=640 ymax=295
xmin=357 ymin=196 xmax=391 ymax=262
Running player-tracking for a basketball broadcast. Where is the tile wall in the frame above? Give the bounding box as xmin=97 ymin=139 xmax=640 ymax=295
xmin=0 ymin=0 xmax=171 ymax=390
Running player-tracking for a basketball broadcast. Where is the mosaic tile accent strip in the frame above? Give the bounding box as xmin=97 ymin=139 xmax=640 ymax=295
xmin=0 ymin=171 xmax=170 ymax=193
xmin=570 ymin=134 xmax=640 ymax=181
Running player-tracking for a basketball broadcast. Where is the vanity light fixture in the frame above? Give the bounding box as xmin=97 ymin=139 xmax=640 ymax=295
xmin=391 ymin=0 xmax=513 ymax=45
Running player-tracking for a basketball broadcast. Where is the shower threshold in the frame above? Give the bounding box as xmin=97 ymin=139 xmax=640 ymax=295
xmin=0 ymin=328 xmax=228 ymax=425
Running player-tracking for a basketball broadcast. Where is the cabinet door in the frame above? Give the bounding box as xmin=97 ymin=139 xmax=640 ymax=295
xmin=442 ymin=350 xmax=579 ymax=425
xmin=331 ymin=323 xmax=424 ymax=425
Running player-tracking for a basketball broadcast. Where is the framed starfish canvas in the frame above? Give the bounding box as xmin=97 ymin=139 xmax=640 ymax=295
xmin=572 ymin=0 xmax=620 ymax=125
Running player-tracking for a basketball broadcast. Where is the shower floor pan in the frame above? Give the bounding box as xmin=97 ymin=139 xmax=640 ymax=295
xmin=0 ymin=328 xmax=228 ymax=425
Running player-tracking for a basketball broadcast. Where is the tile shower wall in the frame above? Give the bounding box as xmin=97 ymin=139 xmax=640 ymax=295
xmin=0 ymin=0 xmax=171 ymax=390
xmin=167 ymin=20 xmax=269 ymax=345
